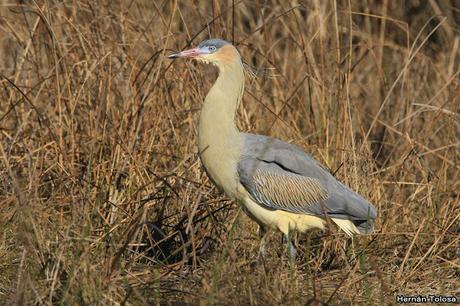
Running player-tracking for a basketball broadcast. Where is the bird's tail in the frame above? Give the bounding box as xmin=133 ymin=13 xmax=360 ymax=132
xmin=332 ymin=218 xmax=374 ymax=236
xmin=331 ymin=218 xmax=360 ymax=237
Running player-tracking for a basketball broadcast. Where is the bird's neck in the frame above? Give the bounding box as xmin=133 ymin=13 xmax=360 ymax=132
xmin=198 ymin=58 xmax=244 ymax=153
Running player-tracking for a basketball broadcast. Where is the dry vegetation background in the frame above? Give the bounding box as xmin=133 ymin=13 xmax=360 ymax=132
xmin=1 ymin=0 xmax=460 ymax=304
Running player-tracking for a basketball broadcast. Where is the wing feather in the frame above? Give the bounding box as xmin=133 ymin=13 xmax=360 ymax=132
xmin=239 ymin=133 xmax=377 ymax=233
xmin=253 ymin=168 xmax=328 ymax=209
xmin=239 ymin=159 xmax=328 ymax=214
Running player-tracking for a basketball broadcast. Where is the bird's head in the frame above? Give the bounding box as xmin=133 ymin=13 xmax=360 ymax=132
xmin=168 ymin=39 xmax=239 ymax=69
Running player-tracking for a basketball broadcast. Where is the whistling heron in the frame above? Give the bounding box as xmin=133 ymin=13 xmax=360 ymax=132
xmin=169 ymin=39 xmax=377 ymax=259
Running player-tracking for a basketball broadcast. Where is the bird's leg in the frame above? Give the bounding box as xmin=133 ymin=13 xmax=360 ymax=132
xmin=285 ymin=231 xmax=296 ymax=263
xmin=257 ymin=225 xmax=267 ymax=261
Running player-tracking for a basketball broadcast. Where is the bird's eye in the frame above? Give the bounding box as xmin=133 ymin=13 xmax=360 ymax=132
xmin=209 ymin=46 xmax=217 ymax=52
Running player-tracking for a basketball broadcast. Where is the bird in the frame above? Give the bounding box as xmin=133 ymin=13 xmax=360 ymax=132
xmin=168 ymin=38 xmax=377 ymax=260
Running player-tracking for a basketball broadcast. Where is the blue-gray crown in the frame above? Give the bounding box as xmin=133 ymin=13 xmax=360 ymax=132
xmin=198 ymin=39 xmax=230 ymax=51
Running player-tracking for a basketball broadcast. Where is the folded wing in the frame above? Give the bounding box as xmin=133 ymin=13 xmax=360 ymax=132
xmin=238 ymin=133 xmax=377 ymax=234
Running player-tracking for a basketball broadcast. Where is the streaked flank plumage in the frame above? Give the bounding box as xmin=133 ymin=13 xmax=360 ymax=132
xmin=169 ymin=38 xmax=377 ymax=260
xmin=240 ymin=161 xmax=328 ymax=211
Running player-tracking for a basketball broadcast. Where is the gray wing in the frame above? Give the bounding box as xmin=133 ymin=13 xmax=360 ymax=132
xmin=238 ymin=133 xmax=377 ymax=232
xmin=238 ymin=160 xmax=329 ymax=213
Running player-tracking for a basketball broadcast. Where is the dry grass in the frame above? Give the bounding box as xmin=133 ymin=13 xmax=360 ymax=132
xmin=1 ymin=0 xmax=459 ymax=304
